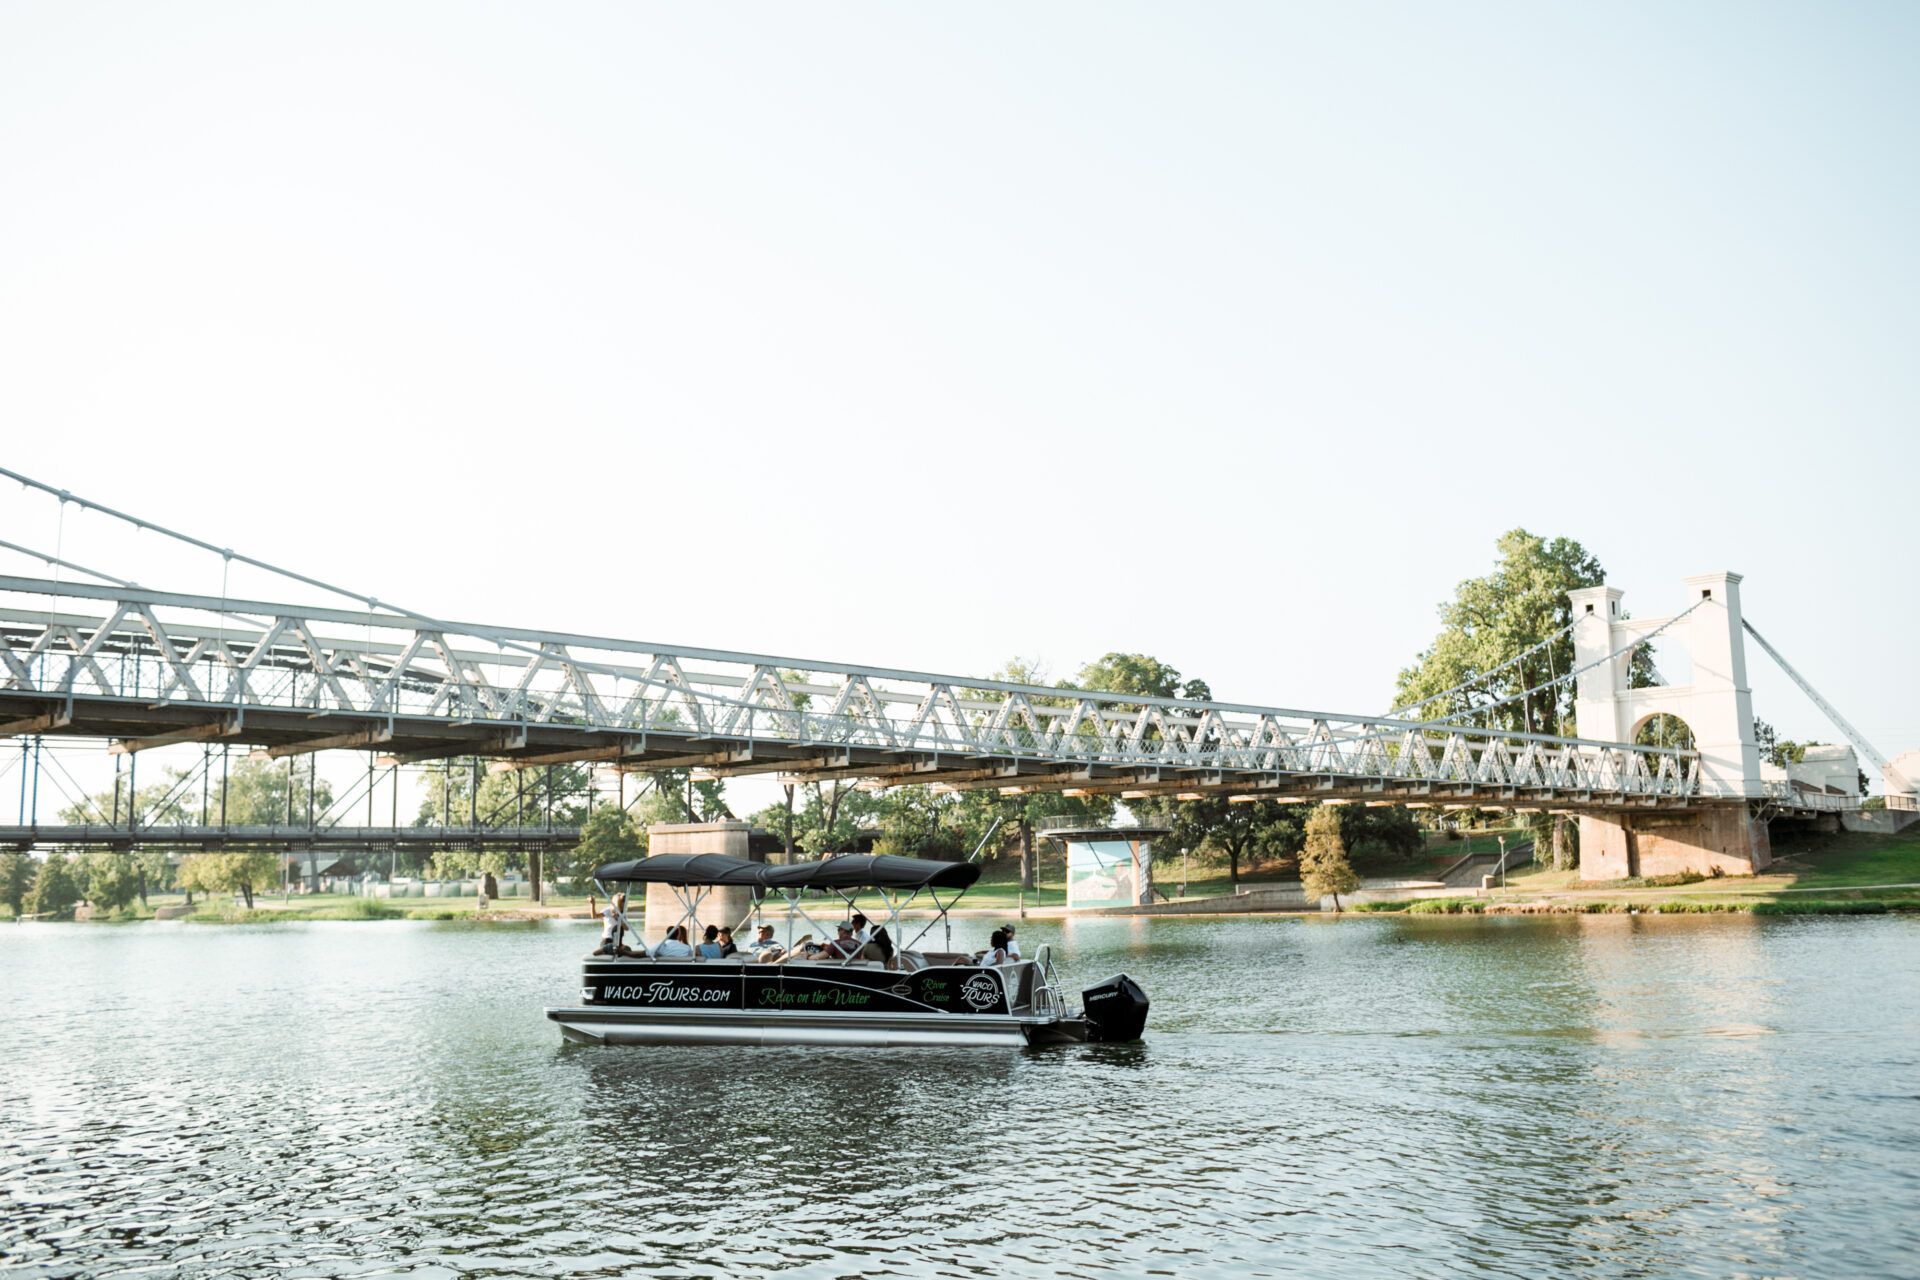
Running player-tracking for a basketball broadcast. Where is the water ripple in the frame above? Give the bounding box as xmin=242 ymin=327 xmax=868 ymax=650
xmin=2 ymin=914 xmax=1918 ymax=1277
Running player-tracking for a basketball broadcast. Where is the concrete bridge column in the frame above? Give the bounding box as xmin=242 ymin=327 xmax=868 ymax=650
xmin=1576 ymin=806 xmax=1771 ymax=881
xmin=642 ymin=821 xmax=761 ymax=943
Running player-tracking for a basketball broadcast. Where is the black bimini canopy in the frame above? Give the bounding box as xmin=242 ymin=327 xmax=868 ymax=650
xmin=592 ymin=854 xmax=765 ymax=886
xmin=757 ymin=855 xmax=980 ymax=891
xmin=594 ymin=853 xmax=980 ymax=892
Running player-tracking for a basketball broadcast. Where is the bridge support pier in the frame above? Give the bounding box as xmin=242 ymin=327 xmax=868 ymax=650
xmin=1577 ymin=807 xmax=1771 ymax=881
xmin=643 ymin=821 xmax=759 ymax=939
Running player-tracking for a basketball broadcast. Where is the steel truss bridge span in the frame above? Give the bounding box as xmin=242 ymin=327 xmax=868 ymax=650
xmin=0 ymin=576 xmax=1701 ymax=812
xmin=0 ymin=823 xmax=579 ymax=854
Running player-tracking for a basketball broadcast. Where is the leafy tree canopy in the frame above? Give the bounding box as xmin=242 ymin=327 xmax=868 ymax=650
xmin=1299 ymin=805 xmax=1361 ymax=909
xmin=26 ymin=852 xmax=82 ymax=917
xmin=80 ymin=851 xmax=141 ymax=913
xmin=1393 ymin=529 xmax=1617 ymax=736
xmin=177 ymin=850 xmax=279 ymax=910
xmin=0 ymin=851 xmax=31 ymax=916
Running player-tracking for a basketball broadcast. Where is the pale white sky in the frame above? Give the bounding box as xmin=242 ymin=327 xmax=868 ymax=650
xmin=2 ymin=2 xmax=1915 ymax=816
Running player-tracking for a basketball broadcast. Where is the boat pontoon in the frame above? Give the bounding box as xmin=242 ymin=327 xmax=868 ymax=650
xmin=545 ymin=853 xmax=1149 ymax=1048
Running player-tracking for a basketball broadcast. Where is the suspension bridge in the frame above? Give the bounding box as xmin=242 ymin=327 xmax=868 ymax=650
xmin=0 ymin=469 xmax=1912 ymax=880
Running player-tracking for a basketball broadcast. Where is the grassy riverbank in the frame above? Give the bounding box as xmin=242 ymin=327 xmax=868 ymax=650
xmin=13 ymin=892 xmax=603 ymax=925
xmin=1348 ymin=830 xmax=1920 ymax=917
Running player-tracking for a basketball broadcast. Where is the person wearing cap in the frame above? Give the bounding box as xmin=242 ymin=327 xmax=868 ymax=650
xmin=1001 ymin=923 xmax=1022 ymax=959
xmin=748 ymin=924 xmax=784 ymax=961
xmin=814 ymin=922 xmax=861 ymax=961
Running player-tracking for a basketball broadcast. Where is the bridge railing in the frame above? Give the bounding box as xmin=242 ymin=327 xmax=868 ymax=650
xmin=0 ymin=576 xmax=1702 ymax=801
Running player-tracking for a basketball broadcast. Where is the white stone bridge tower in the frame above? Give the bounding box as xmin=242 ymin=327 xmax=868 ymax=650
xmin=1566 ymin=571 xmax=1772 ymax=878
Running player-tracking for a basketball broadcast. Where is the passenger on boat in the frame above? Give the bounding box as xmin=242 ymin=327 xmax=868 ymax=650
xmin=748 ymin=924 xmax=783 ymax=961
xmin=717 ymin=927 xmax=739 ymax=957
xmin=849 ymin=913 xmax=871 ymax=945
xmin=594 ymin=892 xmax=637 ymax=957
xmin=651 ymin=925 xmax=694 ymax=959
xmin=972 ymin=928 xmax=1011 ymax=966
xmin=695 ymin=925 xmax=726 ymax=959
xmin=1001 ymin=923 xmax=1021 ymax=959
xmin=810 ymin=922 xmax=861 ymax=961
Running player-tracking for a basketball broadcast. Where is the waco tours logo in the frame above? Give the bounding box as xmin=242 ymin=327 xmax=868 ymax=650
xmin=959 ymin=973 xmax=1002 ymax=1012
xmin=600 ymin=981 xmax=732 ymax=1005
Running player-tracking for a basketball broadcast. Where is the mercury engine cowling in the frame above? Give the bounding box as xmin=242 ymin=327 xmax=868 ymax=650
xmin=1081 ymin=973 xmax=1149 ymax=1042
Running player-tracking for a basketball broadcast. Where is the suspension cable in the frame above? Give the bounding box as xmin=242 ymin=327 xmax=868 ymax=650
xmin=1387 ymin=618 xmax=1579 ymax=719
xmin=1 ymin=467 xmax=769 ymax=717
xmin=1415 ymin=598 xmax=1708 ymax=732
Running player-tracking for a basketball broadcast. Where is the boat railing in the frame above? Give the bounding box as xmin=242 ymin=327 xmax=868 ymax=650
xmin=1031 ymin=944 xmax=1066 ymax=1020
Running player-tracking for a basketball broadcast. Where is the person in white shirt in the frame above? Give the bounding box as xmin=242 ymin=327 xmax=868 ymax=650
xmin=1001 ymin=923 xmax=1022 ymax=959
xmin=849 ymin=913 xmax=872 ymax=946
xmin=973 ymin=928 xmax=1011 ymax=966
xmin=594 ymin=892 xmax=634 ymax=956
xmin=748 ymin=924 xmax=784 ymax=961
xmin=651 ymin=925 xmax=694 ymax=959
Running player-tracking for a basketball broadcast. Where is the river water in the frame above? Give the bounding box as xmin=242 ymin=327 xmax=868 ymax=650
xmin=2 ymin=914 xmax=1917 ymax=1278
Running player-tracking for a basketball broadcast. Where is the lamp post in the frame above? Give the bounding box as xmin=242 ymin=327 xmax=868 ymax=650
xmin=1498 ymin=834 xmax=1507 ymax=891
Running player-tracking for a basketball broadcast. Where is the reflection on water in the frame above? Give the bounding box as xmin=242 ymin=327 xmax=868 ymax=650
xmin=3 ymin=913 xmax=1918 ymax=1277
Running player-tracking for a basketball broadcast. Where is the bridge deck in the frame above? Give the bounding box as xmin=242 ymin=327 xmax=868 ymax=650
xmin=1 ymin=574 xmax=1703 ymax=811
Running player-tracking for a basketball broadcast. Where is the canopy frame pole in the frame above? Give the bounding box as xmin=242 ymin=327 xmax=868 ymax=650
xmin=843 ymin=885 xmax=918 ymax=967
xmin=784 ymin=890 xmax=835 ymax=953
xmin=667 ymin=883 xmax=711 ymax=945
xmin=877 ymin=885 xmax=917 ymax=960
xmin=729 ymin=889 xmax=761 ymax=943
xmin=902 ymin=886 xmax=962 ymax=955
xmin=831 ymin=888 xmax=865 ymax=966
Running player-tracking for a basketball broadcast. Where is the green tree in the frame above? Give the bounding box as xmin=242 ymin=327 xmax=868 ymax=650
xmin=1337 ymin=805 xmax=1423 ymax=859
xmin=25 ymin=852 xmax=82 ymax=917
xmin=215 ymin=757 xmax=335 ymax=826
xmin=1149 ymin=796 xmax=1303 ymax=887
xmin=1395 ymin=530 xmax=1648 ymax=870
xmin=416 ymin=758 xmax=602 ymax=890
xmin=575 ymin=806 xmax=644 ymax=877
xmin=1635 ymin=713 xmax=1696 ymax=751
xmin=1300 ymin=805 xmax=1360 ymax=911
xmin=2 ymin=851 xmax=36 ymax=916
xmin=80 ymin=851 xmax=141 ymax=913
xmin=177 ymin=850 xmax=280 ymax=910
xmin=57 ymin=765 xmax=194 ymax=828
xmin=129 ymin=848 xmax=174 ymax=906
xmin=872 ymin=785 xmax=967 ymax=860
xmin=1393 ymin=530 xmax=1614 ymax=735
xmin=1074 ymin=653 xmax=1211 ymax=703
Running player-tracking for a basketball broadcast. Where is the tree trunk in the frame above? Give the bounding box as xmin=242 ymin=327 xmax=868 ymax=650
xmin=1229 ymin=842 xmax=1241 ymax=887
xmin=1551 ymin=814 xmax=1573 ymax=870
xmin=823 ymin=783 xmax=844 ymax=854
xmin=240 ymin=882 xmax=254 ymax=910
xmin=1018 ymin=818 xmax=1035 ymax=891
xmin=136 ymin=866 xmax=148 ymax=908
xmin=481 ymin=870 xmax=500 ymax=900
xmin=1329 ymin=891 xmax=1342 ymax=913
xmin=529 ymin=851 xmax=543 ymax=904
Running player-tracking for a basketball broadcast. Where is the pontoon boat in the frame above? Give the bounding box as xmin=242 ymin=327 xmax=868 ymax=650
xmin=544 ymin=853 xmax=1149 ymax=1048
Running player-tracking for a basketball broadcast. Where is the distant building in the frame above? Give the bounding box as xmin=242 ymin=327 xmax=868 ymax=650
xmin=1788 ymin=744 xmax=1861 ymax=797
xmin=1891 ymin=749 xmax=1920 ymax=795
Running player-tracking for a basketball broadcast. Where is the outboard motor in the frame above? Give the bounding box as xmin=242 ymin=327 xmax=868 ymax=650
xmin=1080 ymin=973 xmax=1150 ymax=1042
